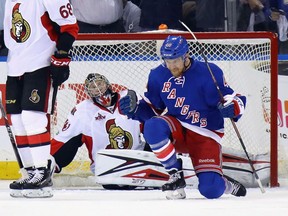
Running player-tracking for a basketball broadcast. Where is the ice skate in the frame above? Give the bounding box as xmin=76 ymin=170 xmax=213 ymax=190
xmin=162 ymin=159 xmax=186 ymax=200
xmin=22 ymin=160 xmax=54 ymax=198
xmin=224 ymin=175 xmax=247 ymax=197
xmin=9 ymin=168 xmax=35 ymax=198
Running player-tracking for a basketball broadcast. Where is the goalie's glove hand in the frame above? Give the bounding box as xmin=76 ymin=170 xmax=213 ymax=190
xmin=119 ymin=90 xmax=138 ymax=118
xmin=218 ymin=94 xmax=245 ymax=118
xmin=50 ymin=52 xmax=71 ymax=88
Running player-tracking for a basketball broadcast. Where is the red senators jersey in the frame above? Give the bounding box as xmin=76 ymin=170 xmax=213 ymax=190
xmin=51 ymin=90 xmax=145 ymax=173
xmin=3 ymin=0 xmax=78 ymax=76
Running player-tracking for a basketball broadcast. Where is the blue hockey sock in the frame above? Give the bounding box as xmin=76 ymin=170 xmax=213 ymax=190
xmin=144 ymin=117 xmax=179 ymax=170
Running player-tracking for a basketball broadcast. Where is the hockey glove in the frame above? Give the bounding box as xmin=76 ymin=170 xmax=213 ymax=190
xmin=218 ymin=94 xmax=245 ymax=118
xmin=119 ymin=90 xmax=138 ymax=118
xmin=50 ymin=52 xmax=71 ymax=88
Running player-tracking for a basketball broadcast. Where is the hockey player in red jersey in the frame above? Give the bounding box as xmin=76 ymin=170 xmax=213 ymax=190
xmin=119 ymin=35 xmax=247 ymax=199
xmin=3 ymin=1 xmax=78 ymax=198
xmin=50 ymin=73 xmax=147 ymax=188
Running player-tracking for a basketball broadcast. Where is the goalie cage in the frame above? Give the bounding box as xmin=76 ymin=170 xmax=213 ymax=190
xmin=50 ymin=31 xmax=279 ymax=188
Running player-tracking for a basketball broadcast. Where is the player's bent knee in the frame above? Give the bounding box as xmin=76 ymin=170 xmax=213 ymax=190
xmin=198 ymin=172 xmax=226 ymax=199
xmin=143 ymin=117 xmax=171 ymax=144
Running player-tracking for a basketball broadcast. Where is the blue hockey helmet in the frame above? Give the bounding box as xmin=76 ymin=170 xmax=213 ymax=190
xmin=160 ymin=35 xmax=189 ymax=60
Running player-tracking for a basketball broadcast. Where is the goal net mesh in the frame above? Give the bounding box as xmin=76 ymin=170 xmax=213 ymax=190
xmin=51 ymin=32 xmax=281 ymax=187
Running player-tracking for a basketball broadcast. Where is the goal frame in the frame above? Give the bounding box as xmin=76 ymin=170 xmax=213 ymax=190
xmin=73 ymin=31 xmax=278 ymax=187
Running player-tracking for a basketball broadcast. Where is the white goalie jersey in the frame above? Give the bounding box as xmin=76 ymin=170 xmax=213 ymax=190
xmin=51 ymin=90 xmax=145 ymax=174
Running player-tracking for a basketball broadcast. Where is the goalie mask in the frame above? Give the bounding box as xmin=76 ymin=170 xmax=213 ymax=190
xmin=84 ymin=73 xmax=113 ymax=107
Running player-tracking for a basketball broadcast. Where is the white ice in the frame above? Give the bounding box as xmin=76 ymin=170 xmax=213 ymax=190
xmin=0 ymin=180 xmax=287 ymax=216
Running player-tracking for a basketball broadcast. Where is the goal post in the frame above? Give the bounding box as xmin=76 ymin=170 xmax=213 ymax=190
xmin=50 ymin=31 xmax=279 ymax=187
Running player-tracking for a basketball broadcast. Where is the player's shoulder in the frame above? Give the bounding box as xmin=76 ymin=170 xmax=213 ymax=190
xmin=76 ymin=99 xmax=93 ymax=106
xmin=68 ymin=99 xmax=104 ymax=120
xmin=192 ymin=60 xmax=223 ymax=76
xmin=73 ymin=99 xmax=95 ymax=113
xmin=149 ymin=63 xmax=170 ymax=80
xmin=208 ymin=61 xmax=222 ymax=71
xmin=193 ymin=59 xmax=219 ymax=69
xmin=151 ymin=63 xmax=166 ymax=73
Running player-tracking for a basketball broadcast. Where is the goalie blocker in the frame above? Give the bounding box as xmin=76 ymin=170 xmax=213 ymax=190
xmin=95 ymin=147 xmax=270 ymax=189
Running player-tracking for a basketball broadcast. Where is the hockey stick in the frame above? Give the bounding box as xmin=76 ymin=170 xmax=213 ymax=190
xmin=179 ymin=20 xmax=266 ymax=193
xmin=0 ymin=91 xmax=23 ymax=169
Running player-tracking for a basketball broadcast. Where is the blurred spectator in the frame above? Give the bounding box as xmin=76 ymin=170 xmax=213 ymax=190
xmin=70 ymin=0 xmax=126 ymax=33
xmin=182 ymin=1 xmax=197 ymax=31
xmin=182 ymin=0 xmax=197 ymax=31
xmin=269 ymin=0 xmax=288 ymax=53
xmin=194 ymin=0 xmax=225 ymax=32
xmin=269 ymin=0 xmax=288 ymax=15
xmin=130 ymin=0 xmax=141 ymax=6
xmin=123 ymin=0 xmax=142 ymax=32
xmin=139 ymin=0 xmax=184 ymax=31
xmin=237 ymin=0 xmax=269 ymax=31
xmin=181 ymin=0 xmax=229 ymax=32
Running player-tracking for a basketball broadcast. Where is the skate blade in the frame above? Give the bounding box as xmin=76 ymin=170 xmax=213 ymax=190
xmin=165 ymin=188 xmax=186 ymax=200
xmin=10 ymin=189 xmax=24 ymax=198
xmin=22 ymin=187 xmax=53 ymax=198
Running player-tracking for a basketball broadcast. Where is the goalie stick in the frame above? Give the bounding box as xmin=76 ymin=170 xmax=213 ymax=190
xmin=0 ymin=91 xmax=23 ymax=169
xmin=179 ymin=20 xmax=266 ymax=193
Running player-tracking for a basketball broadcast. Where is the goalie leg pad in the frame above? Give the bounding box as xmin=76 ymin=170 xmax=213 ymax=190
xmin=198 ymin=172 xmax=226 ymax=199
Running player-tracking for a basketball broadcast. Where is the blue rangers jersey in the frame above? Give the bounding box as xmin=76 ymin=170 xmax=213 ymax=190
xmin=136 ymin=59 xmax=246 ymax=140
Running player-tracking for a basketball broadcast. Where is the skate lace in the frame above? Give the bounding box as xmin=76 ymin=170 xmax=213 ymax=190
xmin=168 ymin=172 xmax=181 ymax=184
xmin=27 ymin=169 xmax=45 ymax=184
xmin=15 ymin=171 xmax=34 ymax=184
xmin=15 ymin=177 xmax=29 ymax=184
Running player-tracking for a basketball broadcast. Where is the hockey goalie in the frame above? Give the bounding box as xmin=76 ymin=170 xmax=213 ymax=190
xmin=50 ymin=73 xmax=270 ymax=190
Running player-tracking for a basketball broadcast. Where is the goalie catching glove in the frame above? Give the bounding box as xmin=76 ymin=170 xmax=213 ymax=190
xmin=119 ymin=90 xmax=138 ymax=118
xmin=50 ymin=51 xmax=71 ymax=88
xmin=218 ymin=94 xmax=245 ymax=118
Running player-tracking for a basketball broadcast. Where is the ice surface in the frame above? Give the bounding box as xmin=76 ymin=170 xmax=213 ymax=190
xmin=0 ymin=180 xmax=287 ymax=216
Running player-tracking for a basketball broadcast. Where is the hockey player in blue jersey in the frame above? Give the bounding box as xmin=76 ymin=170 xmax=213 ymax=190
xmin=119 ymin=35 xmax=247 ymax=200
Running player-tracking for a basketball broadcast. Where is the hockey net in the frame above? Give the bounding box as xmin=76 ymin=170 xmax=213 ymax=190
xmin=51 ymin=31 xmax=279 ymax=187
